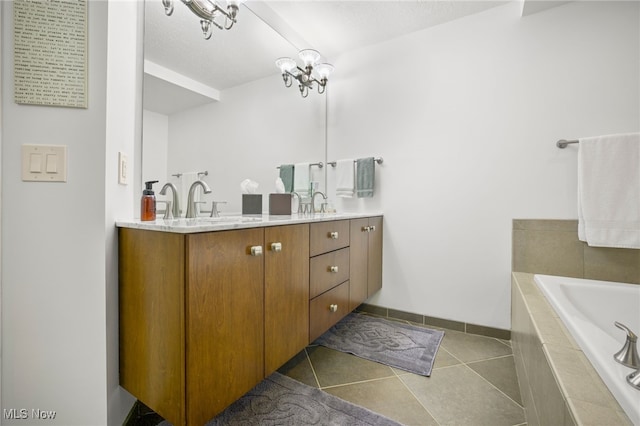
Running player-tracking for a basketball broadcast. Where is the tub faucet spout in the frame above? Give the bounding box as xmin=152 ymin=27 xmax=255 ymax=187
xmin=613 ymin=321 xmax=640 ymax=369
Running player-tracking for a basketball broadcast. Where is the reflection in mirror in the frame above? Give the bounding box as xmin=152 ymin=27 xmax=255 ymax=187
xmin=142 ymin=0 xmax=327 ymax=216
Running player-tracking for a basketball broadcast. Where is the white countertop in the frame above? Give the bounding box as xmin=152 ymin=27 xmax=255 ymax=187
xmin=116 ymin=212 xmax=383 ymax=234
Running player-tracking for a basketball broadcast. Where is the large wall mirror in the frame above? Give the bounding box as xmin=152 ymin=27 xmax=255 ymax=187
xmin=142 ymin=0 xmax=327 ymax=215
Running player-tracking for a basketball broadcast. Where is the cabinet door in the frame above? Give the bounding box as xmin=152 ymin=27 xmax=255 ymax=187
xmin=264 ymin=224 xmax=310 ymax=375
xmin=367 ymin=216 xmax=383 ymax=296
xmin=119 ymin=229 xmax=186 ymax=426
xmin=349 ymin=218 xmax=369 ymax=311
xmin=186 ymin=229 xmax=264 ymax=425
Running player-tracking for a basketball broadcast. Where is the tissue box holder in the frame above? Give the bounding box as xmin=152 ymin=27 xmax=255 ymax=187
xmin=269 ymin=193 xmax=292 ymax=215
xmin=242 ymin=194 xmax=262 ymax=215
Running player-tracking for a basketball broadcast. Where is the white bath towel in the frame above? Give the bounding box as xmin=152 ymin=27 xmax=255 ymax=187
xmin=577 ymin=132 xmax=640 ymax=249
xmin=294 ymin=163 xmax=310 ymax=198
xmin=335 ymin=159 xmax=355 ymax=198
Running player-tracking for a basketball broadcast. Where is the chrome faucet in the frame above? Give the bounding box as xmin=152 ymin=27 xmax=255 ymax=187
xmin=613 ymin=321 xmax=640 ymax=369
xmin=312 ymin=191 xmax=327 ymax=213
xmin=185 ymin=180 xmax=212 ymax=218
xmin=159 ymin=182 xmax=181 ymax=218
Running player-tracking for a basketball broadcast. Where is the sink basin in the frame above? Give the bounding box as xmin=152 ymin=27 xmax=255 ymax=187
xmin=158 ymin=215 xmax=263 ymax=228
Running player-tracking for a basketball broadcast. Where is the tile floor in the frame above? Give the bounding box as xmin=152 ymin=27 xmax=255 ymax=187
xmin=130 ymin=318 xmax=526 ymax=426
xmin=279 ymin=318 xmax=526 ymax=426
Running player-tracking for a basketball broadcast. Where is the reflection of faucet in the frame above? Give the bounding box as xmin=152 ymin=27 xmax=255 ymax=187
xmin=291 ymin=192 xmax=303 ymax=214
xmin=312 ymin=191 xmax=327 ymax=213
xmin=159 ymin=182 xmax=181 ymax=218
xmin=185 ymin=180 xmax=212 ymax=218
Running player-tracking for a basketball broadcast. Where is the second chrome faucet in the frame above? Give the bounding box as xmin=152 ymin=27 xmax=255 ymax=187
xmin=185 ymin=180 xmax=212 ymax=218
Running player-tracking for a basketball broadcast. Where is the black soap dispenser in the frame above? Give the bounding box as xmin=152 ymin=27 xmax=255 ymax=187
xmin=141 ymin=180 xmax=159 ymax=221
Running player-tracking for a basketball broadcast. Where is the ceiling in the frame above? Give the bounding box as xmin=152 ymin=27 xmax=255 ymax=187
xmin=143 ymin=0 xmax=565 ymax=114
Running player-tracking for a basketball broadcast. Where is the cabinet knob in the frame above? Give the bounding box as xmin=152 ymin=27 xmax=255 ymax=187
xmin=329 ymin=304 xmax=338 ymax=312
xmin=250 ymin=246 xmax=263 ymax=256
xmin=329 ymin=266 xmax=339 ymax=273
xmin=362 ymin=226 xmax=370 ymax=232
xmin=270 ymin=242 xmax=282 ymax=252
xmin=370 ymin=225 xmax=376 ymax=232
xmin=329 ymin=231 xmax=339 ymax=239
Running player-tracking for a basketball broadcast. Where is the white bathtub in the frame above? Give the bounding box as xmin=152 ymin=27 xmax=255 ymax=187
xmin=534 ymin=274 xmax=640 ymax=425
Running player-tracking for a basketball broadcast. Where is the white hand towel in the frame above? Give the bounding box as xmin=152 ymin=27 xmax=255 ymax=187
xmin=577 ymin=132 xmax=640 ymax=249
xmin=294 ymin=163 xmax=311 ymax=198
xmin=335 ymin=159 xmax=355 ymax=198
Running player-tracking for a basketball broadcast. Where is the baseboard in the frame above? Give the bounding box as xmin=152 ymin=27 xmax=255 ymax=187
xmin=356 ymin=304 xmax=511 ymax=340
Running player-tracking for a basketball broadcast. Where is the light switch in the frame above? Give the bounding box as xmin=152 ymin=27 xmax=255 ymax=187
xmin=29 ymin=153 xmax=43 ymax=173
xmin=46 ymin=154 xmax=58 ymax=173
xmin=22 ymin=144 xmax=67 ymax=182
xmin=118 ymin=152 xmax=128 ymax=185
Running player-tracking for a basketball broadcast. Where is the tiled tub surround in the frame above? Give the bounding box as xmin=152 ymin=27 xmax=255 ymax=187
xmin=512 ymin=272 xmax=635 ymax=425
xmin=535 ymin=274 xmax=640 ymax=424
xmin=512 ymin=220 xmax=639 ymax=426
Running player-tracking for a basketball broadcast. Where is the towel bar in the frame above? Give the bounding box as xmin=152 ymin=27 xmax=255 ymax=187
xmin=557 ymin=139 xmax=579 ymax=149
xmin=276 ymin=162 xmax=323 ymax=169
xmin=171 ymin=170 xmax=209 ymax=178
xmin=328 ymin=157 xmax=384 ymax=167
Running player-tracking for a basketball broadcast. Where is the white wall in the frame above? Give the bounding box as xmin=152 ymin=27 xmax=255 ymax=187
xmin=162 ymin=73 xmax=326 ymax=214
xmin=105 ymin=1 xmax=141 ymax=424
xmin=1 ymin=1 xmax=140 ymax=424
xmin=142 ymin=110 xmax=169 ymax=191
xmin=327 ymin=1 xmax=640 ymax=329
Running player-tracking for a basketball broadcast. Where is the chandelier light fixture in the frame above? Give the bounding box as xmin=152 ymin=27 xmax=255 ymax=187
xmin=162 ymin=0 xmax=244 ymax=40
xmin=276 ymin=49 xmax=334 ymax=98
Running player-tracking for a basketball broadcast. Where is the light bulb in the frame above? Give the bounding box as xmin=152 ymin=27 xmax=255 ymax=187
xmin=275 ymin=57 xmax=296 ymax=73
xmin=315 ymin=63 xmax=334 ymax=80
xmin=299 ymin=49 xmax=320 ymax=67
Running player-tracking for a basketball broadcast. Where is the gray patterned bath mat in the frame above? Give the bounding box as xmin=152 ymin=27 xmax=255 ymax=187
xmin=314 ymin=313 xmax=444 ymax=376
xmin=205 ymin=372 xmax=402 ymax=425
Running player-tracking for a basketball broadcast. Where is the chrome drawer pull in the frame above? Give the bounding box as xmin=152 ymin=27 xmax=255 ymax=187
xmin=329 ymin=266 xmax=339 ymax=273
xmin=329 ymin=231 xmax=339 ymax=239
xmin=250 ymin=246 xmax=263 ymax=256
xmin=369 ymin=225 xmax=376 ymax=232
xmin=329 ymin=304 xmax=338 ymax=312
xmin=271 ymin=242 xmax=282 ymax=252
xmin=362 ymin=226 xmax=370 ymax=232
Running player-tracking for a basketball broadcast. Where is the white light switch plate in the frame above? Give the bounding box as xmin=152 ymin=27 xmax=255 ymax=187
xmin=22 ymin=144 xmax=67 ymax=182
xmin=118 ymin=152 xmax=128 ymax=185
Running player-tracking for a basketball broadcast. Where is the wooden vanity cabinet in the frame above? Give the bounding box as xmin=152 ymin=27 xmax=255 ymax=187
xmin=119 ymin=224 xmax=309 ymax=426
xmin=349 ymin=216 xmax=383 ymax=310
xmin=119 ymin=217 xmax=381 ymax=425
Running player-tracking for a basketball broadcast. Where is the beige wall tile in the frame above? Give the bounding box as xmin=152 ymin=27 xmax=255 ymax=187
xmin=583 ymin=245 xmax=640 ymax=284
xmin=513 ymin=228 xmax=584 ymax=277
xmin=513 ymin=219 xmax=578 ymax=232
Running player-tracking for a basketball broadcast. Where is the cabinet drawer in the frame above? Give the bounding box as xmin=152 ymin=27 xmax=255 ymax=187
xmin=309 ymin=280 xmax=350 ymax=342
xmin=309 ymin=220 xmax=350 ymax=257
xmin=310 ymin=247 xmax=350 ymax=299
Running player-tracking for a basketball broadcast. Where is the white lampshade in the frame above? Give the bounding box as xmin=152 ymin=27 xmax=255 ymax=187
xmin=275 ymin=57 xmax=296 ymax=73
xmin=299 ymin=49 xmax=320 ymax=67
xmin=315 ymin=63 xmax=334 ymax=80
